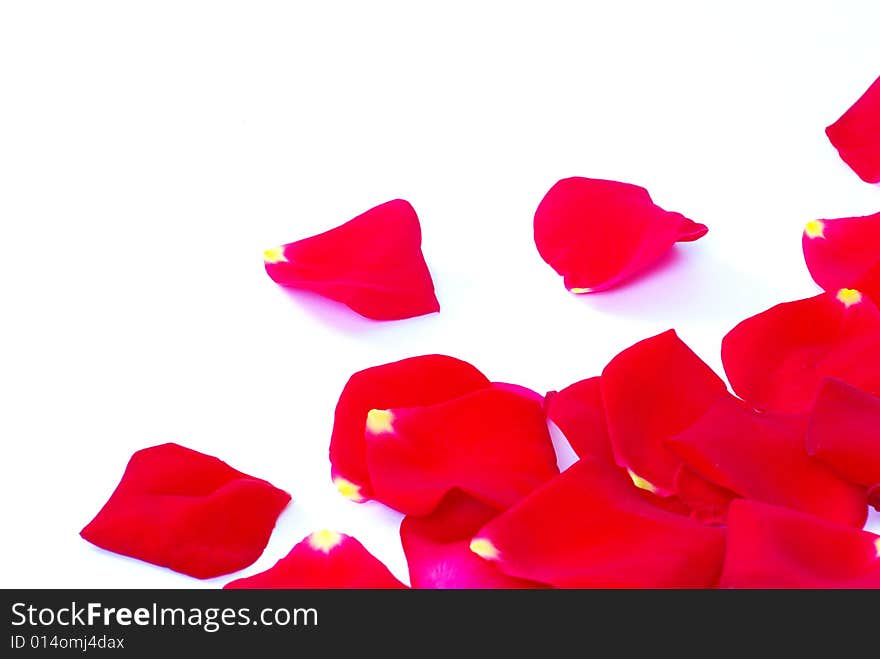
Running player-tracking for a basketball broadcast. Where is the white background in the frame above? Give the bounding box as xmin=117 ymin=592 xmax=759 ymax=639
xmin=1 ymin=1 xmax=879 ymax=588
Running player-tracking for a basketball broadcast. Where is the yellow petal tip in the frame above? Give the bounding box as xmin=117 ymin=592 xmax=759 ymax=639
xmin=627 ymin=469 xmax=660 ymax=494
xmin=836 ymin=288 xmax=863 ymax=308
xmin=366 ymin=408 xmax=394 ymax=435
xmin=804 ymin=220 xmax=825 ymax=239
xmin=263 ymin=246 xmax=287 ymax=263
xmin=469 ymin=537 xmax=499 ymax=560
xmin=308 ymin=529 xmax=343 ymax=553
xmin=570 ymin=287 xmax=593 ymax=295
xmin=334 ymin=477 xmax=365 ymax=502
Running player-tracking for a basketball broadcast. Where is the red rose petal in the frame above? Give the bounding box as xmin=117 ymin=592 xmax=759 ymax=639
xmin=719 ymin=500 xmax=880 ymax=588
xmin=533 ymin=177 xmax=707 ymax=293
xmin=721 ymin=290 xmax=880 ymax=414
xmin=329 ymin=355 xmax=490 ymax=503
xmin=825 ymin=75 xmax=880 ymax=184
xmin=802 ymin=211 xmax=880 ymax=303
xmin=470 ymin=458 xmax=725 ymax=588
xmin=673 ymin=465 xmax=737 ymax=525
xmin=81 ymin=443 xmax=291 ymax=579
xmin=400 ymin=490 xmax=547 ymax=589
xmin=224 ymin=531 xmax=405 ymax=589
xmin=264 ymin=199 xmax=439 ymax=321
xmin=601 ymin=329 xmax=728 ymax=495
xmin=856 ymin=260 xmax=880 ymax=307
xmin=868 ymin=484 xmax=880 ymax=511
xmin=806 ymin=378 xmax=880 ymax=495
xmin=365 ymin=386 xmax=558 ymax=515
xmin=667 ymin=396 xmax=867 ymax=527
xmin=544 ymin=376 xmax=613 ymax=462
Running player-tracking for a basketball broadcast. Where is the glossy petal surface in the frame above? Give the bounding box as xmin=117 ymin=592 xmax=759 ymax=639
xmin=720 ymin=500 xmax=880 ymax=588
xmin=329 ymin=355 xmax=490 ymax=502
xmin=826 ymin=75 xmax=880 ymax=184
xmin=225 ymin=531 xmax=405 ymax=589
xmin=806 ymin=378 xmax=880 ymax=494
xmin=265 ymin=199 xmax=439 ymax=320
xmin=802 ymin=211 xmax=880 ymax=304
xmin=366 ymin=387 xmax=558 ymax=515
xmin=534 ymin=177 xmax=707 ymax=292
xmin=400 ymin=490 xmax=546 ymax=589
xmin=722 ymin=291 xmax=880 ymax=414
xmin=668 ymin=397 xmax=867 ymax=527
xmin=81 ymin=443 xmax=291 ymax=579
xmin=602 ymin=330 xmax=728 ymax=495
xmin=472 ymin=459 xmax=726 ymax=588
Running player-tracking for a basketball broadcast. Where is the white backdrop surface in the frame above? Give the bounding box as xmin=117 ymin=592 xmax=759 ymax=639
xmin=1 ymin=1 xmax=879 ymax=588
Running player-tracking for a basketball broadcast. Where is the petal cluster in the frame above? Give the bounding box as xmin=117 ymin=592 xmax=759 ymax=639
xmin=667 ymin=396 xmax=866 ymax=527
xmin=806 ymin=378 xmax=880 ymax=509
xmin=470 ymin=458 xmax=727 ymax=588
xmin=601 ymin=329 xmax=728 ymax=495
xmin=329 ymin=354 xmax=490 ymax=503
xmin=400 ymin=491 xmax=546 ymax=589
xmin=722 ymin=290 xmax=880 ymax=414
xmin=720 ymin=500 xmax=880 ymax=588
xmin=802 ymin=211 xmax=880 ymax=306
xmin=364 ymin=385 xmax=558 ymax=515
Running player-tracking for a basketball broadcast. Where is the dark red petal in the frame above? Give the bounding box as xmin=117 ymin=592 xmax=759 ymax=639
xmin=802 ymin=211 xmax=880 ymax=300
xmin=826 ymin=75 xmax=880 ymax=184
xmin=601 ymin=329 xmax=728 ymax=495
xmin=673 ymin=465 xmax=737 ymax=525
xmin=806 ymin=378 xmax=880 ymax=493
xmin=533 ymin=177 xmax=707 ymax=293
xmin=264 ymin=199 xmax=439 ymax=321
xmin=667 ymin=396 xmax=867 ymax=527
xmin=721 ymin=290 xmax=880 ymax=414
xmin=470 ymin=458 xmax=725 ymax=588
xmin=544 ymin=377 xmax=612 ymax=462
xmin=224 ymin=531 xmax=405 ymax=589
xmin=81 ymin=443 xmax=291 ymax=579
xmin=329 ymin=355 xmax=490 ymax=503
xmin=719 ymin=500 xmax=880 ymax=588
xmin=400 ymin=490 xmax=547 ymax=589
xmin=365 ymin=386 xmax=558 ymax=515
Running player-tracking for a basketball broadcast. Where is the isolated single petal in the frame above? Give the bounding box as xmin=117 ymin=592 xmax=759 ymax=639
xmin=400 ymin=490 xmax=546 ymax=589
xmin=826 ymin=75 xmax=880 ymax=184
xmin=673 ymin=465 xmax=737 ymax=525
xmin=719 ymin=500 xmax=880 ymax=588
xmin=601 ymin=329 xmax=728 ymax=495
xmin=264 ymin=199 xmax=439 ymax=320
xmin=81 ymin=443 xmax=291 ymax=579
xmin=365 ymin=386 xmax=558 ymax=515
xmin=806 ymin=378 xmax=880 ymax=497
xmin=533 ymin=177 xmax=707 ymax=293
xmin=802 ymin=211 xmax=880 ymax=302
xmin=544 ymin=376 xmax=612 ymax=462
xmin=329 ymin=355 xmax=490 ymax=503
xmin=667 ymin=396 xmax=867 ymax=527
xmin=471 ymin=458 xmax=725 ymax=588
xmin=225 ymin=531 xmax=405 ymax=589
xmin=722 ymin=290 xmax=880 ymax=414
